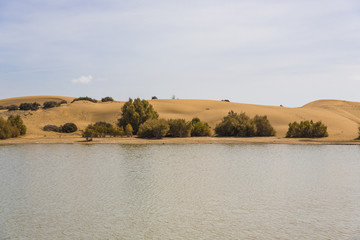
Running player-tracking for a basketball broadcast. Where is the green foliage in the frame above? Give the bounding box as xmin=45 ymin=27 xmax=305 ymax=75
xmin=60 ymin=100 xmax=67 ymax=105
xmin=215 ymin=111 xmax=256 ymax=137
xmin=71 ymin=97 xmax=98 ymax=103
xmin=19 ymin=102 xmax=40 ymax=111
xmin=59 ymin=123 xmax=78 ymax=133
xmin=117 ymin=98 xmax=159 ymax=134
xmin=253 ymin=115 xmax=276 ymax=136
xmin=43 ymin=125 xmax=60 ymax=132
xmin=7 ymin=105 xmax=19 ymax=111
xmin=167 ymin=119 xmax=192 ymax=137
xmin=191 ymin=117 xmax=211 ymax=136
xmin=286 ymin=120 xmax=328 ymax=138
xmin=0 ymin=115 xmax=26 ymax=139
xmin=125 ymin=124 xmax=133 ymax=137
xmin=138 ymin=119 xmax=169 ymax=139
xmin=101 ymin=97 xmax=114 ymax=102
xmin=82 ymin=122 xmax=124 ymax=139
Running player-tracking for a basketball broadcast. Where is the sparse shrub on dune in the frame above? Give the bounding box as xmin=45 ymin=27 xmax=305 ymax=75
xmin=117 ymin=98 xmax=159 ymax=134
xmin=167 ymin=119 xmax=192 ymax=137
xmin=101 ymin=97 xmax=114 ymax=102
xmin=82 ymin=122 xmax=125 ymax=140
xmin=60 ymin=100 xmax=67 ymax=105
xmin=19 ymin=102 xmax=40 ymax=111
xmin=43 ymin=101 xmax=62 ymax=109
xmin=191 ymin=117 xmax=211 ymax=136
xmin=138 ymin=119 xmax=169 ymax=139
xmin=71 ymin=97 xmax=98 ymax=103
xmin=59 ymin=123 xmax=78 ymax=133
xmin=43 ymin=125 xmax=60 ymax=132
xmin=0 ymin=115 xmax=26 ymax=139
xmin=151 ymin=96 xmax=158 ymax=100
xmin=6 ymin=105 xmax=19 ymax=111
xmin=286 ymin=120 xmax=328 ymax=138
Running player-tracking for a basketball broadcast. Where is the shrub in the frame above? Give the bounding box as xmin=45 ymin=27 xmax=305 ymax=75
xmin=125 ymin=124 xmax=133 ymax=137
xmin=0 ymin=115 xmax=26 ymax=139
xmin=71 ymin=97 xmax=97 ymax=103
xmin=59 ymin=123 xmax=78 ymax=133
xmin=286 ymin=120 xmax=328 ymax=138
xmin=221 ymin=99 xmax=230 ymax=102
xmin=60 ymin=100 xmax=67 ymax=105
xmin=101 ymin=97 xmax=114 ymax=102
xmin=167 ymin=119 xmax=192 ymax=137
xmin=191 ymin=117 xmax=211 ymax=136
xmin=82 ymin=122 xmax=124 ymax=139
xmin=43 ymin=101 xmax=61 ymax=109
xmin=215 ymin=111 xmax=257 ymax=137
xmin=43 ymin=125 xmax=60 ymax=132
xmin=118 ymin=98 xmax=159 ymax=134
xmin=138 ymin=119 xmax=169 ymax=139
xmin=19 ymin=102 xmax=40 ymax=111
xmin=253 ymin=115 xmax=276 ymax=136
xmin=151 ymin=96 xmax=158 ymax=100
xmin=0 ymin=106 xmax=5 ymax=110
xmin=7 ymin=105 xmax=19 ymax=111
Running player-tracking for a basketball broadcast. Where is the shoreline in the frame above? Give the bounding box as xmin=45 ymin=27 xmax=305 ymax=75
xmin=1 ymin=136 xmax=360 ymax=145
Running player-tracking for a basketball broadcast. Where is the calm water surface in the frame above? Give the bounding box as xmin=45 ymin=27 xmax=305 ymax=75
xmin=1 ymin=144 xmax=360 ymax=239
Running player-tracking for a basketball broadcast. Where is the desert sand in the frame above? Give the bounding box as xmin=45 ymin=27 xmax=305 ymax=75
xmin=1 ymin=96 xmax=360 ymax=145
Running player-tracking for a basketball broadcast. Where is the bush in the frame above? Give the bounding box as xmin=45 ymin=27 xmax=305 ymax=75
xmin=191 ymin=117 xmax=211 ymax=136
xmin=221 ymin=99 xmax=230 ymax=102
xmin=82 ymin=122 xmax=124 ymax=139
xmin=101 ymin=97 xmax=114 ymax=102
xmin=167 ymin=119 xmax=192 ymax=137
xmin=125 ymin=124 xmax=133 ymax=137
xmin=19 ymin=102 xmax=40 ymax=111
xmin=0 ymin=106 xmax=5 ymax=110
xmin=151 ymin=96 xmax=158 ymax=100
xmin=118 ymin=98 xmax=159 ymax=134
xmin=253 ymin=115 xmax=276 ymax=136
xmin=43 ymin=101 xmax=61 ymax=109
xmin=43 ymin=125 xmax=60 ymax=132
xmin=138 ymin=119 xmax=169 ymax=139
xmin=60 ymin=100 xmax=67 ymax=105
xmin=59 ymin=123 xmax=78 ymax=133
xmin=286 ymin=120 xmax=328 ymax=138
xmin=7 ymin=105 xmax=19 ymax=111
xmin=0 ymin=115 xmax=26 ymax=139
xmin=215 ymin=111 xmax=256 ymax=137
xmin=71 ymin=97 xmax=97 ymax=103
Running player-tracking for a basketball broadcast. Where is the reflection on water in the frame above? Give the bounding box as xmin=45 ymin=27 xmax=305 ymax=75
xmin=1 ymin=144 xmax=360 ymax=239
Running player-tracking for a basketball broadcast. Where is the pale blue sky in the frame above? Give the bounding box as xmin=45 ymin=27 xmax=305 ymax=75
xmin=1 ymin=0 xmax=360 ymax=106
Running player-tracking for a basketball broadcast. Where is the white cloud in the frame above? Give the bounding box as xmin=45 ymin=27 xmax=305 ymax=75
xmin=72 ymin=75 xmax=93 ymax=84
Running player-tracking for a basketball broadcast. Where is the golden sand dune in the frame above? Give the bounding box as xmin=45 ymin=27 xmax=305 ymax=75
xmin=1 ymin=96 xmax=360 ymax=142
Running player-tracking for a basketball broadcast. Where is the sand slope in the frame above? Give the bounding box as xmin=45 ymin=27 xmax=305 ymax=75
xmin=1 ymin=96 xmax=360 ymax=141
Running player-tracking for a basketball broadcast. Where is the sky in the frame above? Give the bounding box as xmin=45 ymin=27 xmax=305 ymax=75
xmin=0 ymin=0 xmax=360 ymax=107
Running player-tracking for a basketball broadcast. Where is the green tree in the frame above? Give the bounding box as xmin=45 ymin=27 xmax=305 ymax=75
xmin=8 ymin=115 xmax=26 ymax=135
xmin=138 ymin=119 xmax=169 ymax=139
xmin=215 ymin=111 xmax=257 ymax=137
xmin=168 ymin=119 xmax=192 ymax=137
xmin=125 ymin=124 xmax=133 ymax=137
xmin=118 ymin=98 xmax=159 ymax=134
xmin=191 ymin=117 xmax=211 ymax=136
xmin=286 ymin=120 xmax=328 ymax=138
xmin=253 ymin=115 xmax=276 ymax=136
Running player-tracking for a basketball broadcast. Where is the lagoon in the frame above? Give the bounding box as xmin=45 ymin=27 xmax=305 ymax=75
xmin=1 ymin=144 xmax=360 ymax=239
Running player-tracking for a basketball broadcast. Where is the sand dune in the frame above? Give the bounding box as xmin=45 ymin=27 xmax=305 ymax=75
xmin=1 ymin=96 xmax=360 ymax=142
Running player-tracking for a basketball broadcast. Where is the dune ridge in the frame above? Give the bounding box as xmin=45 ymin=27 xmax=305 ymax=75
xmin=1 ymin=96 xmax=360 ymax=144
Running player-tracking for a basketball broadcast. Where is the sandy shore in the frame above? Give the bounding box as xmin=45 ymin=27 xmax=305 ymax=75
xmin=1 ymin=136 xmax=360 ymax=145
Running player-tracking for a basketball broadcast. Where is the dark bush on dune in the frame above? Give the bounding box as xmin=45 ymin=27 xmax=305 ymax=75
xmin=101 ymin=97 xmax=114 ymax=102
xmin=43 ymin=125 xmax=60 ymax=132
xmin=59 ymin=123 xmax=78 ymax=133
xmin=167 ymin=119 xmax=192 ymax=137
xmin=43 ymin=101 xmax=60 ymax=109
xmin=7 ymin=105 xmax=19 ymax=111
xmin=60 ymin=100 xmax=67 ymax=104
xmin=253 ymin=115 xmax=276 ymax=136
xmin=0 ymin=106 xmax=5 ymax=110
xmin=19 ymin=102 xmax=40 ymax=111
xmin=286 ymin=120 xmax=328 ymax=138
xmin=71 ymin=97 xmax=98 ymax=103
xmin=151 ymin=96 xmax=158 ymax=100
xmin=138 ymin=119 xmax=169 ymax=139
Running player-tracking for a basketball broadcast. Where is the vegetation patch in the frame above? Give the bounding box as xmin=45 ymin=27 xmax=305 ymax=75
xmin=117 ymin=98 xmax=159 ymax=134
xmin=138 ymin=119 xmax=169 ymax=139
xmin=43 ymin=125 xmax=60 ymax=132
xmin=71 ymin=97 xmax=98 ymax=103
xmin=82 ymin=122 xmax=124 ymax=140
xmin=167 ymin=119 xmax=192 ymax=137
xmin=59 ymin=123 xmax=78 ymax=133
xmin=19 ymin=102 xmax=41 ymax=111
xmin=286 ymin=120 xmax=328 ymax=138
xmin=215 ymin=111 xmax=275 ymax=137
xmin=101 ymin=97 xmax=114 ymax=102
xmin=6 ymin=105 xmax=19 ymax=111
xmin=0 ymin=115 xmax=27 ymax=139
xmin=190 ymin=117 xmax=211 ymax=136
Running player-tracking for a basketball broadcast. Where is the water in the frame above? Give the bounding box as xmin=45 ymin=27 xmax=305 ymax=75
xmin=1 ymin=144 xmax=360 ymax=239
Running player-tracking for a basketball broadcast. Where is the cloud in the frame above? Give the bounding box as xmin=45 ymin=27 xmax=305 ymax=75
xmin=72 ymin=75 xmax=92 ymax=84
